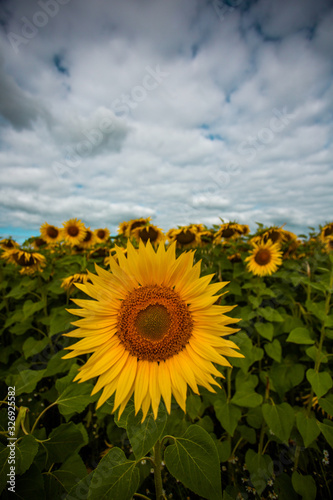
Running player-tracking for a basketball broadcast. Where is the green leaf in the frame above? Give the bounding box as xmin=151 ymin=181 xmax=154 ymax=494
xmin=5 ymin=369 xmax=46 ymax=396
xmin=318 ymin=394 xmax=333 ymax=417
xmin=214 ymin=397 xmax=241 ymax=436
xmin=305 ymin=345 xmax=328 ymax=364
xmin=186 ymin=394 xmax=202 ymax=420
xmin=296 ymin=411 xmax=320 ymax=447
xmin=306 ymin=369 xmax=333 ymax=398
xmin=292 ymin=471 xmax=317 ymax=500
xmin=164 ymin=425 xmax=222 ymax=500
xmin=15 ymin=463 xmax=45 ymax=499
xmin=216 ymin=440 xmax=231 ymax=462
xmin=43 ymin=422 xmax=85 ymax=465
xmin=124 ymin=405 xmax=167 ymax=460
xmin=87 ymin=447 xmax=139 ymax=500
xmin=49 ymin=308 xmax=73 ymax=337
xmin=317 ymin=419 xmax=333 ymax=448
xmin=230 ymin=332 xmax=264 ymax=374
xmin=23 ymin=337 xmax=49 ymax=359
xmin=264 ymin=339 xmax=282 ymax=362
xmin=53 ymin=454 xmax=87 ymax=493
xmin=257 ymin=307 xmax=284 ymax=322
xmin=238 ymin=425 xmax=256 ymax=444
xmin=286 ymin=327 xmax=315 ymax=344
xmin=44 ymin=350 xmax=74 ymax=377
xmin=231 ymin=389 xmax=263 ymax=408
xmin=270 ymin=359 xmax=305 ymax=397
xmin=246 ymin=407 xmax=263 ymax=429
xmin=16 ymin=435 xmax=39 ymax=475
xmin=245 ymin=449 xmax=273 ymax=495
xmin=56 ymin=383 xmax=95 ymax=417
xmin=255 ymin=322 xmax=274 ymax=341
xmin=262 ymin=403 xmax=294 ymax=442
xmin=23 ymin=297 xmax=47 ymax=318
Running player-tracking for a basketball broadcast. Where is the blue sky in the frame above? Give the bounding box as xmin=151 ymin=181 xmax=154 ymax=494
xmin=0 ymin=0 xmax=332 ymax=242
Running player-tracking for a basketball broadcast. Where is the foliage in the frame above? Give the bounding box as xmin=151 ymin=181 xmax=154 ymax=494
xmin=0 ymin=232 xmax=332 ymax=500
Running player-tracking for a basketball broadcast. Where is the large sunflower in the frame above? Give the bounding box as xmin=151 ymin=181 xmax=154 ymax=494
xmin=94 ymin=228 xmax=110 ymax=244
xmin=3 ymin=249 xmax=46 ymax=274
xmin=40 ymin=222 xmax=62 ymax=245
xmin=166 ymin=225 xmax=202 ymax=248
xmin=63 ymin=241 xmax=242 ymax=421
xmin=245 ymin=239 xmax=283 ymax=276
xmin=62 ymin=218 xmax=87 ymax=246
xmin=131 ymin=224 xmax=165 ymax=245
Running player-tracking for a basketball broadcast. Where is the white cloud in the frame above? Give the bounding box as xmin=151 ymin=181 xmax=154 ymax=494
xmin=0 ymin=0 xmax=332 ymax=240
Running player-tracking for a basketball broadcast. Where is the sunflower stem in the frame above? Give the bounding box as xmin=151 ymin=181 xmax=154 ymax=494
xmin=153 ymin=440 xmax=164 ymax=500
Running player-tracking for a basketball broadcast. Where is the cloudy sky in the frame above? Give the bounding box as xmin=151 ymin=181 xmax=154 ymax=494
xmin=0 ymin=0 xmax=332 ymax=241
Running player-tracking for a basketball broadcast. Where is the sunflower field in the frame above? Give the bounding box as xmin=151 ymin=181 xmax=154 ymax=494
xmin=0 ymin=218 xmax=332 ymax=500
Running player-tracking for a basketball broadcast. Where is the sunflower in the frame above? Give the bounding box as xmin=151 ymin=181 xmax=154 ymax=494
xmin=63 ymin=240 xmax=242 ymax=421
xmin=245 ymin=239 xmax=283 ymax=277
xmin=214 ymin=222 xmax=244 ymax=243
xmin=0 ymin=239 xmax=19 ymax=251
xmin=320 ymin=222 xmax=333 ymax=241
xmin=166 ymin=225 xmax=201 ymax=248
xmin=104 ymin=247 xmax=128 ymax=267
xmin=4 ymin=249 xmax=46 ymax=274
xmin=62 ymin=219 xmax=87 ymax=246
xmin=61 ymin=273 xmax=92 ymax=292
xmin=251 ymin=226 xmax=296 ymax=245
xmin=131 ymin=224 xmax=165 ymax=245
xmin=199 ymin=230 xmax=215 ymax=245
xmin=80 ymin=228 xmax=96 ymax=249
xmin=94 ymin=228 xmax=110 ymax=244
xmin=325 ymin=237 xmax=333 ymax=253
xmin=118 ymin=217 xmax=152 ymax=238
xmin=32 ymin=237 xmax=47 ymax=250
xmin=40 ymin=223 xmax=62 ymax=245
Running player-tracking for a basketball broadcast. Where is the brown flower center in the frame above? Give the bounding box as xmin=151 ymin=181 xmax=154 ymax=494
xmin=83 ymin=230 xmax=93 ymax=243
xmin=176 ymin=230 xmax=196 ymax=245
xmin=97 ymin=229 xmax=106 ymax=239
xmin=13 ymin=252 xmax=35 ymax=267
xmin=221 ymin=227 xmax=236 ymax=238
xmin=35 ymin=238 xmax=46 ymax=247
xmin=47 ymin=226 xmax=59 ymax=239
xmin=67 ymin=225 xmax=79 ymax=237
xmin=324 ymin=226 xmax=333 ymax=237
xmin=254 ymin=248 xmax=272 ymax=266
xmin=117 ymin=285 xmax=193 ymax=361
xmin=130 ymin=220 xmax=146 ymax=231
xmin=139 ymin=227 xmax=158 ymax=243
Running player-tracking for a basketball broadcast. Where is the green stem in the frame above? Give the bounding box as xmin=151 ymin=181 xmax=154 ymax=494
xmin=153 ymin=440 xmax=163 ymax=500
xmin=258 ymin=424 xmax=266 ymax=455
xmin=133 ymin=494 xmax=151 ymax=500
xmin=31 ymin=402 xmax=57 ymax=434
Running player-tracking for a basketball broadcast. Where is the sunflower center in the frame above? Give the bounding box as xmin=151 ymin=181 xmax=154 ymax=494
xmin=13 ymin=253 xmax=35 ymax=267
xmin=35 ymin=237 xmax=46 ymax=247
xmin=83 ymin=231 xmax=92 ymax=242
xmin=324 ymin=227 xmax=333 ymax=237
xmin=255 ymin=249 xmax=272 ymax=266
xmin=176 ymin=230 xmax=195 ymax=245
xmin=139 ymin=227 xmax=158 ymax=243
xmin=117 ymin=285 xmax=193 ymax=361
xmin=221 ymin=228 xmax=236 ymax=238
xmin=135 ymin=304 xmax=171 ymax=340
xmin=130 ymin=221 xmax=146 ymax=231
xmin=47 ymin=226 xmax=59 ymax=238
xmin=268 ymin=230 xmax=280 ymax=243
xmin=67 ymin=225 xmax=79 ymax=237
xmin=97 ymin=229 xmax=106 ymax=239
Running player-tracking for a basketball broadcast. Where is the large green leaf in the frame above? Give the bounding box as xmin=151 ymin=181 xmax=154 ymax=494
xmin=257 ymin=307 xmax=284 ymax=322
xmin=262 ymin=403 xmax=294 ymax=442
xmin=164 ymin=425 xmax=222 ymax=500
xmin=306 ymin=369 xmax=332 ymax=398
xmin=23 ymin=337 xmax=50 ymax=359
xmin=286 ymin=327 xmax=315 ymax=344
xmin=264 ymin=339 xmax=282 ymax=362
xmin=87 ymin=447 xmax=139 ymax=500
xmin=125 ymin=405 xmax=167 ymax=459
xmin=52 ymin=454 xmax=87 ymax=493
xmin=270 ymin=359 xmax=305 ymax=397
xmin=56 ymin=382 xmax=95 ymax=417
xmin=255 ymin=322 xmax=274 ymax=341
xmin=317 ymin=419 xmax=333 ymax=448
xmin=231 ymin=389 xmax=263 ymax=408
xmin=296 ymin=411 xmax=320 ymax=447
xmin=245 ymin=449 xmax=273 ymax=495
xmin=318 ymin=394 xmax=333 ymax=417
xmin=214 ymin=397 xmax=241 ymax=436
xmin=291 ymin=471 xmax=317 ymax=500
xmin=42 ymin=422 xmax=85 ymax=466
xmin=16 ymin=435 xmax=39 ymax=475
xmin=5 ymin=369 xmax=46 ymax=396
